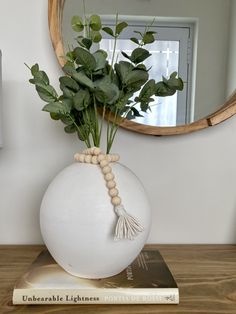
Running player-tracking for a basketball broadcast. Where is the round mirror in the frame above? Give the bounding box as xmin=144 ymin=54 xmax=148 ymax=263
xmin=48 ymin=0 xmax=236 ymax=135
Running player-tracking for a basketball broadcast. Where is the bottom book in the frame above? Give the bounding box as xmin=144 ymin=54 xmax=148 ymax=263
xmin=13 ymin=248 xmax=179 ymax=305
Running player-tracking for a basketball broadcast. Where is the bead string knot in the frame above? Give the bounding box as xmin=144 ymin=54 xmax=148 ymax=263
xmin=74 ymin=147 xmax=144 ymax=240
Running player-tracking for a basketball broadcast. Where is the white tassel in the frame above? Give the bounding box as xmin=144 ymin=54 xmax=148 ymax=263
xmin=114 ymin=205 xmax=144 ymax=240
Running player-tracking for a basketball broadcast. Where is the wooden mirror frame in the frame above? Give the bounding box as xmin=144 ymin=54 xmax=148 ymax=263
xmin=48 ymin=0 xmax=236 ymax=136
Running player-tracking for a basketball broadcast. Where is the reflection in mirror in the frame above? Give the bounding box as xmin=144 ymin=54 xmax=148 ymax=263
xmin=54 ymin=0 xmax=236 ymax=131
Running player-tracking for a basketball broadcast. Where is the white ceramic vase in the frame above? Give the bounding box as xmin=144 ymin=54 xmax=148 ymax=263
xmin=40 ymin=162 xmax=151 ymax=279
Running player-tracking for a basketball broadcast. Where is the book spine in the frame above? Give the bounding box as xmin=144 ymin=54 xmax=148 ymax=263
xmin=13 ymin=288 xmax=179 ymax=305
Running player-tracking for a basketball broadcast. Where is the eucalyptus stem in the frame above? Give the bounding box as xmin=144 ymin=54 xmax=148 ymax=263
xmin=99 ymin=105 xmax=106 ymax=146
xmin=106 ymin=108 xmax=119 ymax=153
xmin=67 ymin=113 xmax=91 ymax=148
xmin=109 ymin=13 xmax=119 ymax=76
xmin=92 ymin=95 xmax=100 ymax=147
xmin=107 ymin=125 xmax=119 ymax=153
xmin=106 ymin=111 xmax=112 ymax=153
xmin=83 ymin=109 xmax=96 ymax=147
xmin=82 ymin=0 xmax=89 ymax=38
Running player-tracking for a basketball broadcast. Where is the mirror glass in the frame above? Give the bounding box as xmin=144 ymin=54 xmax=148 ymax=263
xmin=61 ymin=0 xmax=236 ymax=127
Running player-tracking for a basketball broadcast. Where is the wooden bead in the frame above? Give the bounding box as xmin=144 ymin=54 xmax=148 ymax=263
xmin=74 ymin=153 xmax=80 ymax=161
xmin=102 ymin=166 xmax=111 ymax=174
xmin=113 ymin=154 xmax=120 ymax=161
xmin=97 ymin=154 xmax=105 ymax=162
xmin=91 ymin=156 xmax=98 ymax=164
xmin=111 ymin=196 xmax=121 ymax=206
xmin=94 ymin=147 xmax=101 ymax=155
xmin=83 ymin=148 xmax=89 ymax=155
xmin=100 ymin=159 xmax=109 ymax=168
xmin=106 ymin=155 xmax=112 ymax=162
xmin=89 ymin=147 xmax=95 ymax=155
xmin=85 ymin=155 xmax=92 ymax=163
xmin=106 ymin=180 xmax=116 ymax=189
xmin=79 ymin=154 xmax=85 ymax=162
xmin=104 ymin=173 xmax=114 ymax=181
xmin=109 ymin=188 xmax=118 ymax=197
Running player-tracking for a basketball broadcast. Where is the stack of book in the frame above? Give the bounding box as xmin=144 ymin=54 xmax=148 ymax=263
xmin=13 ymin=248 xmax=179 ymax=305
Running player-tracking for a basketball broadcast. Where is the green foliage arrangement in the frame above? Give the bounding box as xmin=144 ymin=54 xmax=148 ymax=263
xmin=27 ymin=9 xmax=183 ymax=153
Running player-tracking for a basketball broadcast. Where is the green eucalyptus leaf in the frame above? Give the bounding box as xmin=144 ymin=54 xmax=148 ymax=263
xmin=115 ymin=61 xmax=134 ymax=84
xmin=66 ymin=51 xmax=76 ymax=63
xmin=142 ymin=32 xmax=155 ymax=44
xmin=62 ymin=98 xmax=73 ymax=110
xmin=130 ymin=48 xmax=151 ymax=64
xmin=31 ymin=64 xmax=39 ymax=76
xmin=63 ymin=65 xmax=95 ymax=90
xmin=126 ymin=110 xmax=135 ymax=120
xmin=121 ymin=51 xmax=131 ymax=61
xmin=42 ymin=101 xmax=71 ymax=114
xmin=59 ymin=76 xmax=80 ymax=92
xmin=33 ymin=71 xmax=49 ymax=85
xmin=155 ymin=82 xmax=176 ymax=96
xmin=73 ymin=72 xmax=94 ymax=90
xmin=93 ymin=50 xmax=107 ymax=71
xmin=60 ymin=115 xmax=73 ymax=125
xmin=155 ymin=73 xmax=184 ymax=97
xmin=89 ymin=15 xmax=102 ymax=31
xmin=134 ymin=64 xmax=147 ymax=71
xmin=64 ymin=124 xmax=77 ymax=133
xmin=50 ymin=112 xmax=61 ymax=120
xmin=131 ymin=106 xmax=143 ymax=117
xmin=71 ymin=16 xmax=84 ymax=32
xmin=130 ymin=37 xmax=139 ymax=45
xmin=74 ymin=47 xmax=96 ymax=71
xmin=115 ymin=92 xmax=134 ymax=110
xmin=167 ymin=72 xmax=184 ymax=90
xmin=94 ymin=77 xmax=119 ymax=104
xmin=60 ymin=86 xmax=75 ymax=98
xmin=81 ymin=38 xmax=93 ymax=50
xmin=124 ymin=69 xmax=148 ymax=88
xmin=140 ymin=102 xmax=149 ymax=112
xmin=102 ymin=26 xmax=114 ymax=37
xmin=115 ymin=21 xmax=128 ymax=35
xmin=138 ymin=79 xmax=156 ymax=101
xmin=133 ymin=30 xmax=143 ymax=36
xmin=29 ymin=79 xmax=36 ymax=84
xmin=91 ymin=30 xmax=102 ymax=43
xmin=36 ymin=84 xmax=58 ymax=102
xmin=146 ymin=31 xmax=156 ymax=35
xmin=73 ymin=89 xmax=91 ymax=111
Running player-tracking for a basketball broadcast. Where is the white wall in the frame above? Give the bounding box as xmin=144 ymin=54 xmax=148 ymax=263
xmin=0 ymin=0 xmax=236 ymax=244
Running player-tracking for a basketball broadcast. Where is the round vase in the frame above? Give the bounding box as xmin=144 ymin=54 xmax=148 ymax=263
xmin=40 ymin=162 xmax=151 ymax=279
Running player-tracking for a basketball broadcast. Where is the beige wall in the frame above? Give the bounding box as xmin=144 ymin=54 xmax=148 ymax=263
xmin=63 ymin=0 xmax=231 ymax=121
xmin=1 ymin=0 xmax=236 ymax=244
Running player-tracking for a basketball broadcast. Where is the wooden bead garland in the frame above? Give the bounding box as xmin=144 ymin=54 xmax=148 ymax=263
xmin=74 ymin=147 xmax=144 ymax=240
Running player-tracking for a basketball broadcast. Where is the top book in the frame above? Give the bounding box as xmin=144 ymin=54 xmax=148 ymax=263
xmin=13 ymin=248 xmax=179 ymax=305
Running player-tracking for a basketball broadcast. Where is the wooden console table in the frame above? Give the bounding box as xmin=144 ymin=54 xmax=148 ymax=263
xmin=0 ymin=245 xmax=236 ymax=313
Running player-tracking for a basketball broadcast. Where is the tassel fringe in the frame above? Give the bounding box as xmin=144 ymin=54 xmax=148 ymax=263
xmin=114 ymin=205 xmax=144 ymax=240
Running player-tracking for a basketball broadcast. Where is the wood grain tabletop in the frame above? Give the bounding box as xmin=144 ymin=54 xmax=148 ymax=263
xmin=0 ymin=244 xmax=236 ymax=313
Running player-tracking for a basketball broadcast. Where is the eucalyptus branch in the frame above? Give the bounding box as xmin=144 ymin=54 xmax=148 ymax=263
xmin=67 ymin=113 xmax=91 ymax=148
xmin=109 ymin=13 xmax=119 ymax=76
xmin=28 ymin=11 xmax=183 ymax=153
